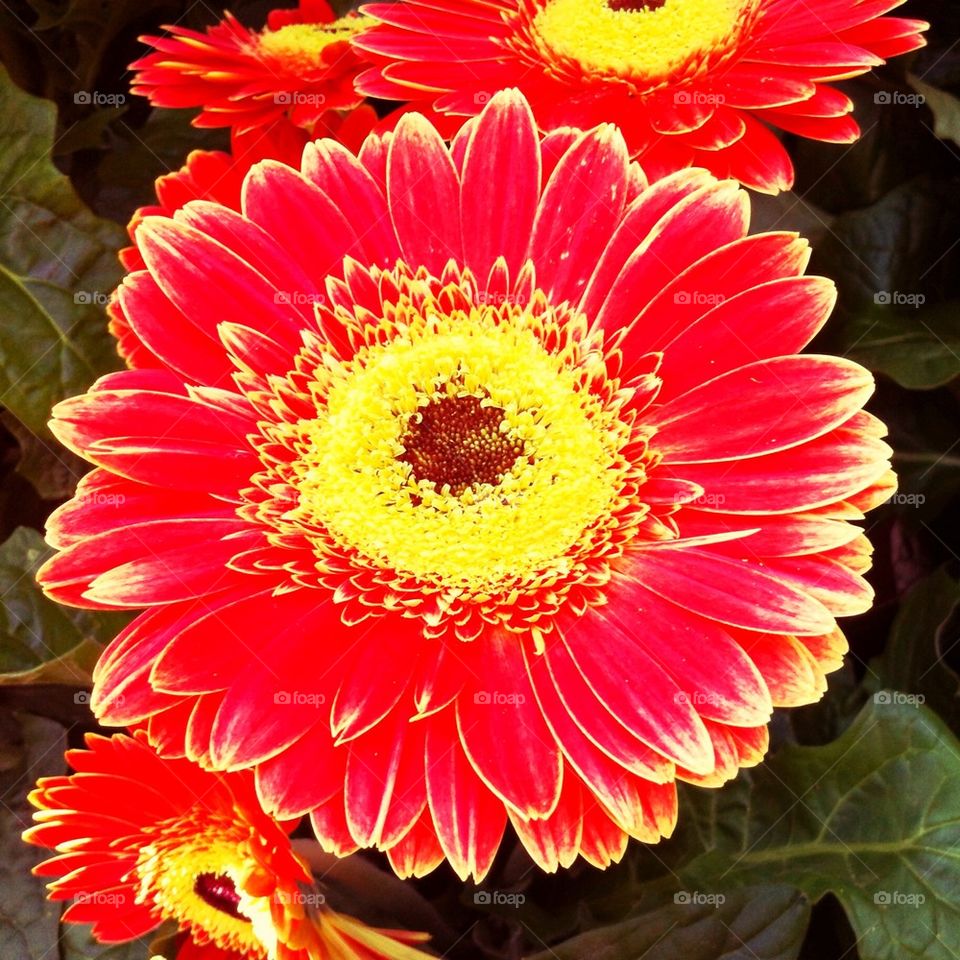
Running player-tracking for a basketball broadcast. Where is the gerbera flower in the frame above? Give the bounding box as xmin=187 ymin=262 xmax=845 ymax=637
xmin=131 ymin=0 xmax=370 ymax=135
xmin=40 ymin=91 xmax=893 ymax=880
xmin=24 ymin=731 xmax=432 ymax=960
xmin=354 ymin=0 xmax=928 ymax=192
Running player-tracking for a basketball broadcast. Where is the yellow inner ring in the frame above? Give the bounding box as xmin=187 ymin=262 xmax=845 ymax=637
xmin=290 ymin=308 xmax=623 ymax=594
xmin=532 ymin=0 xmax=750 ymax=82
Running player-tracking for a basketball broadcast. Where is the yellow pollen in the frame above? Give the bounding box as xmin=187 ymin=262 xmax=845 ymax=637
xmin=256 ymin=16 xmax=369 ymax=71
xmin=135 ymin=813 xmax=274 ymax=958
xmin=288 ymin=305 xmax=626 ymax=596
xmin=531 ymin=0 xmax=754 ymax=84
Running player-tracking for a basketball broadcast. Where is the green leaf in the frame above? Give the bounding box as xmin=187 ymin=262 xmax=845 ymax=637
xmin=870 ymin=569 xmax=960 ymax=725
xmin=835 ymin=301 xmax=960 ymax=390
xmin=0 ymin=710 xmax=66 ymax=958
xmin=909 ymin=77 xmax=960 ymax=148
xmin=679 ymin=699 xmax=960 ymax=960
xmin=527 ymin=886 xmax=809 ymax=960
xmin=0 ymin=65 xmax=124 ymax=437
xmin=0 ymin=527 xmax=127 ymax=686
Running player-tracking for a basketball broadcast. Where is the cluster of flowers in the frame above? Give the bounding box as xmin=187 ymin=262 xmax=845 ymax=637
xmin=25 ymin=1 xmax=926 ymax=958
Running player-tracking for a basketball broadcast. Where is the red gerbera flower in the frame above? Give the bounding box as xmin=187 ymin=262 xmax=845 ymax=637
xmin=40 ymin=91 xmax=893 ymax=880
xmin=354 ymin=0 xmax=928 ymax=192
xmin=24 ymin=731 xmax=431 ymax=960
xmin=131 ymin=0 xmax=370 ymax=134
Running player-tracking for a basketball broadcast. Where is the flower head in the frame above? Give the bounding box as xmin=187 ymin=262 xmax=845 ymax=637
xmin=131 ymin=0 xmax=371 ymax=134
xmin=354 ymin=0 xmax=928 ymax=192
xmin=24 ymin=731 xmax=431 ymax=960
xmin=40 ymin=91 xmax=893 ymax=879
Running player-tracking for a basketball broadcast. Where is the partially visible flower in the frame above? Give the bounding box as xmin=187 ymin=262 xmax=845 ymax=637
xmin=111 ymin=109 xmax=376 ymax=368
xmin=24 ymin=731 xmax=432 ymax=960
xmin=355 ymin=0 xmax=928 ymax=192
xmin=131 ymin=0 xmax=371 ymax=134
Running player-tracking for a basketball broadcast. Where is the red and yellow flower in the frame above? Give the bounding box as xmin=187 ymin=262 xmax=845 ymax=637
xmin=40 ymin=91 xmax=893 ymax=879
xmin=354 ymin=0 xmax=928 ymax=192
xmin=24 ymin=731 xmax=431 ymax=960
xmin=131 ymin=0 xmax=370 ymax=135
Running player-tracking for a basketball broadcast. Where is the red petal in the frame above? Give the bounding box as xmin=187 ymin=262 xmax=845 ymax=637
xmin=456 ymin=631 xmax=562 ymax=818
xmin=625 ymin=546 xmax=835 ymax=636
xmin=649 ymin=356 xmax=874 ymax=463
xmin=508 ymin=768 xmax=583 ymax=871
xmin=424 ymin=708 xmax=506 ymax=881
xmin=460 ymin=89 xmax=540 ymax=282
xmin=387 ymin=113 xmax=462 ymax=273
xmin=531 ymin=125 xmax=630 ymax=307
xmin=345 ymin=707 xmax=427 ymax=847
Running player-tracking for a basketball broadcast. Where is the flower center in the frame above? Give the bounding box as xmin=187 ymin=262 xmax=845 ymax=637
xmin=398 ymin=395 xmax=525 ymax=496
xmin=194 ymin=872 xmax=248 ymax=921
xmin=531 ymin=0 xmax=755 ymax=85
xmin=136 ymin=813 xmax=274 ymax=958
xmin=257 ymin=17 xmax=368 ymax=72
xmin=284 ymin=301 xmax=629 ymax=596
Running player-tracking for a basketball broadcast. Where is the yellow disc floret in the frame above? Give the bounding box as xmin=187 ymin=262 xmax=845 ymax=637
xmin=287 ymin=303 xmax=627 ymax=596
xmin=257 ymin=16 xmax=370 ymax=72
xmin=530 ymin=0 xmax=756 ymax=85
xmin=136 ymin=812 xmax=275 ymax=957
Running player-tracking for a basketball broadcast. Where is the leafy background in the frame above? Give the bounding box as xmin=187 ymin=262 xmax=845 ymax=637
xmin=0 ymin=1 xmax=959 ymax=958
